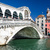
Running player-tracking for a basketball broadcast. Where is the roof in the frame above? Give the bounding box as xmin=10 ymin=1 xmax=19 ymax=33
xmin=37 ymin=15 xmax=45 ymax=18
xmin=17 ymin=6 xmax=31 ymax=13
xmin=0 ymin=2 xmax=31 ymax=12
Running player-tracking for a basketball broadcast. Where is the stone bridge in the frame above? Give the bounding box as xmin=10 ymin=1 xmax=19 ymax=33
xmin=0 ymin=19 xmax=43 ymax=45
xmin=0 ymin=3 xmax=43 ymax=45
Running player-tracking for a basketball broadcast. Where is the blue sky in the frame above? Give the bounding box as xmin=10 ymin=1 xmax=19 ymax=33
xmin=0 ymin=0 xmax=50 ymax=21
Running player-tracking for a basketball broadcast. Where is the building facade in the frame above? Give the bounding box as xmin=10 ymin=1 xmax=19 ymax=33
xmin=36 ymin=15 xmax=46 ymax=34
xmin=0 ymin=3 xmax=33 ymax=20
xmin=45 ymin=8 xmax=50 ymax=36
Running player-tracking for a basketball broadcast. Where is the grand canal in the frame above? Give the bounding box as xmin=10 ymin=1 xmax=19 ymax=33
xmin=0 ymin=39 xmax=50 ymax=50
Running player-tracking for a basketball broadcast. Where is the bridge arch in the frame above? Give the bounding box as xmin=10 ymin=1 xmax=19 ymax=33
xmin=0 ymin=8 xmax=3 ymax=18
xmin=19 ymin=13 xmax=23 ymax=20
xmin=13 ymin=27 xmax=40 ymax=39
xmin=4 ymin=9 xmax=11 ymax=18
xmin=6 ymin=26 xmax=43 ymax=44
xmin=13 ymin=11 xmax=18 ymax=19
xmin=25 ymin=10 xmax=28 ymax=17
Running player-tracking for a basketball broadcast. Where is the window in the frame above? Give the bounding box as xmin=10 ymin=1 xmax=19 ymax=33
xmin=41 ymin=27 xmax=43 ymax=29
xmin=42 ymin=17 xmax=43 ymax=19
xmin=5 ymin=9 xmax=11 ymax=18
xmin=42 ymin=20 xmax=43 ymax=22
xmin=48 ymin=29 xmax=49 ymax=30
xmin=0 ymin=8 xmax=3 ymax=18
xmin=37 ymin=24 xmax=39 ymax=26
xmin=19 ymin=13 xmax=23 ymax=20
xmin=41 ymin=24 xmax=43 ymax=26
xmin=45 ymin=24 xmax=47 ymax=26
xmin=37 ymin=21 xmax=39 ymax=23
xmin=13 ymin=11 xmax=18 ymax=19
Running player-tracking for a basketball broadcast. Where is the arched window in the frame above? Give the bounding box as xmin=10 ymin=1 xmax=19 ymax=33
xmin=13 ymin=11 xmax=18 ymax=19
xmin=0 ymin=8 xmax=3 ymax=18
xmin=5 ymin=9 xmax=11 ymax=18
xmin=25 ymin=10 xmax=28 ymax=17
xmin=19 ymin=13 xmax=23 ymax=20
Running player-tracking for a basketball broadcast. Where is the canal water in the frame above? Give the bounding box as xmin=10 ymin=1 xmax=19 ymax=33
xmin=0 ymin=39 xmax=50 ymax=50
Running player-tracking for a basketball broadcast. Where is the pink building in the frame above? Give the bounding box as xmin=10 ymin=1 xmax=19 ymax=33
xmin=45 ymin=8 xmax=50 ymax=36
xmin=45 ymin=20 xmax=50 ymax=35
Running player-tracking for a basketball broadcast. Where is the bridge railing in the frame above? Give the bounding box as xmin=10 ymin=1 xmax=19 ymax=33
xmin=0 ymin=18 xmax=31 ymax=23
xmin=0 ymin=19 xmax=32 ymax=27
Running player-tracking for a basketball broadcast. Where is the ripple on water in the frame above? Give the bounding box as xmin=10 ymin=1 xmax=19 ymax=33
xmin=0 ymin=39 xmax=50 ymax=50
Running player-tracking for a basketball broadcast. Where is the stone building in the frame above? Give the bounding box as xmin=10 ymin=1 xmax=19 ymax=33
xmin=36 ymin=15 xmax=46 ymax=34
xmin=45 ymin=8 xmax=50 ymax=36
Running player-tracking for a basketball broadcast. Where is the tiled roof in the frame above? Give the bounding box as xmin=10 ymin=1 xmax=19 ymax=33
xmin=37 ymin=15 xmax=45 ymax=18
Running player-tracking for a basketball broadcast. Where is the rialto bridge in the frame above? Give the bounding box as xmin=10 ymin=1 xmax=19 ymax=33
xmin=0 ymin=3 xmax=43 ymax=45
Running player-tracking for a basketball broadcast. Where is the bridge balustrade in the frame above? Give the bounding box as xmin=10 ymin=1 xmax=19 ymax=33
xmin=0 ymin=18 xmax=32 ymax=28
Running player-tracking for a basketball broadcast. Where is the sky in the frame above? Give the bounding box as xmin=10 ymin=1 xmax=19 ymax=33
xmin=0 ymin=0 xmax=50 ymax=21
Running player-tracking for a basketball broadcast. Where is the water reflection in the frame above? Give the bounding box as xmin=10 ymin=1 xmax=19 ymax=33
xmin=46 ymin=39 xmax=50 ymax=49
xmin=0 ymin=39 xmax=50 ymax=50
